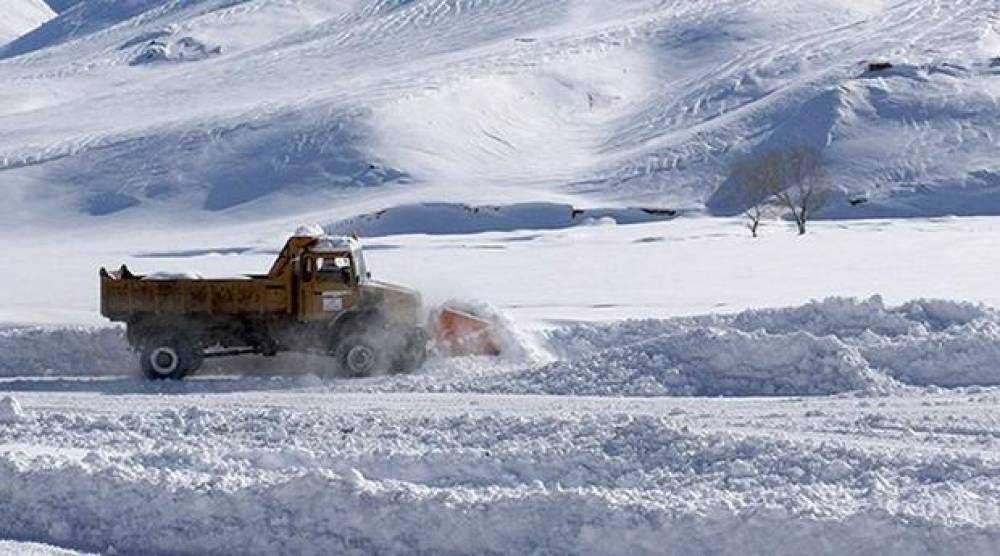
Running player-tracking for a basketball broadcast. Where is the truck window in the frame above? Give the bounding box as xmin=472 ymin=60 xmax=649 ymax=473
xmin=317 ymin=255 xmax=352 ymax=283
xmin=322 ymin=257 xmax=350 ymax=269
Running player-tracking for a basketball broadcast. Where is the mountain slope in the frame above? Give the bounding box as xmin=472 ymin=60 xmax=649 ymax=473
xmin=41 ymin=0 xmax=82 ymax=13
xmin=0 ymin=0 xmax=54 ymax=45
xmin=0 ymin=0 xmax=997 ymax=232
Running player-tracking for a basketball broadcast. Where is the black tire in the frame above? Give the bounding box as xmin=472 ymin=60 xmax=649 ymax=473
xmin=139 ymin=335 xmax=201 ymax=380
xmin=334 ymin=335 xmax=391 ymax=378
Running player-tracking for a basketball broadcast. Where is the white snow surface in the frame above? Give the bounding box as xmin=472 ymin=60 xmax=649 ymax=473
xmin=0 ymin=540 xmax=93 ymax=556
xmin=325 ymin=203 xmax=679 ymax=237
xmin=310 ymin=235 xmax=358 ymax=252
xmin=4 ymin=295 xmax=1000 ymax=553
xmin=293 ymin=223 xmax=325 ymax=238
xmin=0 ymin=0 xmax=998 ymax=231
xmin=4 ymin=1 xmax=1000 ymax=552
xmin=1 ymin=389 xmax=999 ymax=555
xmin=5 ymin=269 xmax=1000 ymax=554
xmin=139 ymin=271 xmax=205 ymax=280
xmin=5 ymin=296 xmax=1000 ymax=396
xmin=0 ymin=0 xmax=53 ymax=45
xmin=0 ymin=396 xmax=26 ymax=424
xmin=9 ymin=215 xmax=1000 ymax=328
xmin=0 ymin=327 xmax=130 ymax=376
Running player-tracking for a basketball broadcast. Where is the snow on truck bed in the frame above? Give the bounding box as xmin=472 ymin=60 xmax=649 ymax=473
xmin=139 ymin=272 xmax=253 ymax=280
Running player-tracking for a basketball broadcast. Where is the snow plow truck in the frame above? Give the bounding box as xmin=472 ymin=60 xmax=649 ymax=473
xmin=100 ymin=232 xmax=498 ymax=380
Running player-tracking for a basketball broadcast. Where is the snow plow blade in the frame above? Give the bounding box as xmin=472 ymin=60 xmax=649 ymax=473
xmin=430 ymin=308 xmax=502 ymax=356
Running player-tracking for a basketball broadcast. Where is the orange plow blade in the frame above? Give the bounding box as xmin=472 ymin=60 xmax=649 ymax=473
xmin=430 ymin=307 xmax=502 ymax=356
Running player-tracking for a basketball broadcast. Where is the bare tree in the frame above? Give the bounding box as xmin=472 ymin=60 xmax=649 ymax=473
xmin=729 ymin=153 xmax=779 ymax=238
xmin=744 ymin=201 xmax=768 ymax=238
xmin=729 ymin=146 xmax=832 ymax=236
xmin=771 ymin=146 xmax=832 ymax=235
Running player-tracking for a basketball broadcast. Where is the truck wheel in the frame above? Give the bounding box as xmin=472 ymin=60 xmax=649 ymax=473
xmin=334 ymin=336 xmax=390 ymax=378
xmin=140 ymin=336 xmax=200 ymax=380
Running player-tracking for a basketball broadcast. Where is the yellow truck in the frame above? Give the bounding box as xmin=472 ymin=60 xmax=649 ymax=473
xmin=100 ymin=233 xmax=434 ymax=379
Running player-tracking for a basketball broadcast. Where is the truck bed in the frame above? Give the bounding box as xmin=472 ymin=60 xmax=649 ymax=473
xmin=100 ymin=266 xmax=291 ymax=320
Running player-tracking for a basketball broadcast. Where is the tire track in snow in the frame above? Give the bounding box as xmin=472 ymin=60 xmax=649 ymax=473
xmin=2 ymin=391 xmax=1000 ymax=555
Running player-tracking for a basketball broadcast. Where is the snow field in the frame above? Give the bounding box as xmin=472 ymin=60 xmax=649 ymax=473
xmin=2 ymin=391 xmax=1000 ymax=555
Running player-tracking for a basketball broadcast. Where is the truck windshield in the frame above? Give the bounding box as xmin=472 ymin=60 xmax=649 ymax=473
xmin=315 ymin=255 xmax=351 ymax=283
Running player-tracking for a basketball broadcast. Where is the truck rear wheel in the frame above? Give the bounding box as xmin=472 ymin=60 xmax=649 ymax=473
xmin=139 ymin=335 xmax=202 ymax=380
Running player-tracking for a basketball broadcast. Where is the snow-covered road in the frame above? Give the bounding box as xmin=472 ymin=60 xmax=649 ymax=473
xmin=2 ymin=384 xmax=1000 ymax=555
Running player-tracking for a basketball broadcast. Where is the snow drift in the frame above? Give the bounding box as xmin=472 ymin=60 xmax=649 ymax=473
xmin=0 ymin=396 xmax=26 ymax=424
xmin=372 ymin=297 xmax=1000 ymax=396
xmin=0 ymin=327 xmax=132 ymax=377
xmin=480 ymin=327 xmax=881 ymax=397
xmin=6 ymin=297 xmax=998 ymax=396
xmin=3 ymin=407 xmax=1000 ymax=556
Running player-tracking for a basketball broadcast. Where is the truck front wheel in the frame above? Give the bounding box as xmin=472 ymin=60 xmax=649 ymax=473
xmin=139 ymin=335 xmax=201 ymax=380
xmin=334 ymin=336 xmax=390 ymax=378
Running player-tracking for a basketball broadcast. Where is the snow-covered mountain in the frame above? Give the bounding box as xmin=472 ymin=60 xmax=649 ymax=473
xmin=1 ymin=0 xmax=998 ymax=232
xmin=0 ymin=0 xmax=54 ymax=45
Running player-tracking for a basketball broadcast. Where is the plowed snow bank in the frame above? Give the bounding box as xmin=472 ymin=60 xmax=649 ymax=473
xmin=4 ymin=298 xmax=1000 ymax=395
xmin=484 ymin=328 xmax=882 ymax=396
xmin=0 ymin=327 xmax=131 ymax=377
xmin=0 ymin=396 xmax=26 ymax=423
xmin=384 ymin=297 xmax=1000 ymax=396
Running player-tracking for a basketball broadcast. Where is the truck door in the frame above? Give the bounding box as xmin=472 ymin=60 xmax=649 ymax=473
xmin=298 ymin=254 xmax=356 ymax=320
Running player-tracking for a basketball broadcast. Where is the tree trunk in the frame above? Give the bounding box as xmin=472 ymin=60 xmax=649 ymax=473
xmin=793 ymin=207 xmax=806 ymax=235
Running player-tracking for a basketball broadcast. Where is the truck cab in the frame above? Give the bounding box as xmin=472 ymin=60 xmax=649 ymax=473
xmin=294 ymin=236 xmax=367 ymax=320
